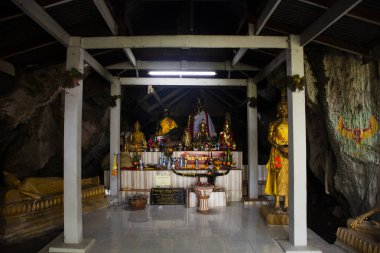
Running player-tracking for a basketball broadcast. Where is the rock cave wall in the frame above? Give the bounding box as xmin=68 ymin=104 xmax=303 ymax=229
xmin=305 ymin=49 xmax=380 ymax=217
xmin=267 ymin=48 xmax=380 ymax=217
xmin=0 ymin=65 xmax=111 ymax=183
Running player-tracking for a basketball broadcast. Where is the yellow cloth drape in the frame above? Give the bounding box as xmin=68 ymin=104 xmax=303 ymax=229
xmin=265 ymin=120 xmax=288 ymax=197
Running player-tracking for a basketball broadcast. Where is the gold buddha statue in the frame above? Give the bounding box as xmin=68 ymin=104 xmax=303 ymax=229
xmin=264 ymin=95 xmax=289 ymax=211
xmin=128 ymin=121 xmax=147 ymax=152
xmin=219 ymin=119 xmax=236 ymax=150
xmin=195 ymin=119 xmax=210 ymax=145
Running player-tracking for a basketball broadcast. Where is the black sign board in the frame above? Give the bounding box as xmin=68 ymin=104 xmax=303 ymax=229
xmin=150 ymin=188 xmax=185 ymax=205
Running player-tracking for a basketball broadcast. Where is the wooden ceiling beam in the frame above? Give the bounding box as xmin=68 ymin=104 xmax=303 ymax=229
xmin=148 ymin=89 xmax=184 ymax=113
xmin=300 ymin=0 xmax=363 ymax=46
xmin=253 ymin=50 xmax=286 ymax=84
xmin=92 ymin=0 xmax=137 ymax=67
xmin=80 ymin=35 xmax=289 ymax=49
xmin=232 ymin=22 xmax=254 ymax=64
xmin=266 ymin=21 xmax=370 ymax=57
xmin=297 ymin=0 xmax=380 ymax=26
xmin=0 ymin=0 xmax=74 ymax=22
xmin=0 ymin=40 xmax=58 ymax=59
xmin=107 ymin=60 xmax=260 ymax=71
xmin=232 ymin=0 xmax=282 ymax=68
xmin=11 ymin=0 xmax=114 ymax=82
xmin=120 ymin=77 xmax=248 ymax=86
xmin=255 ymin=0 xmax=282 ymax=35
xmin=10 ymin=0 xmax=70 ymax=46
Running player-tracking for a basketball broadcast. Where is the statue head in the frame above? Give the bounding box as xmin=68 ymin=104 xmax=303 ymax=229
xmin=134 ymin=121 xmax=141 ymax=131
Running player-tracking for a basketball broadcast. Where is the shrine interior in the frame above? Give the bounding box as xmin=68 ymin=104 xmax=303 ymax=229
xmin=0 ymin=0 xmax=379 ymax=253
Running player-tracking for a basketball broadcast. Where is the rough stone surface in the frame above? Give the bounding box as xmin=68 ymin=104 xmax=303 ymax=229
xmin=0 ymin=65 xmax=110 ymax=182
xmin=305 ymin=49 xmax=380 ymax=216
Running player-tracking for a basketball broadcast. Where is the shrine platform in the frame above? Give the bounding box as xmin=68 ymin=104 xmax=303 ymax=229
xmin=39 ymin=202 xmax=345 ymax=253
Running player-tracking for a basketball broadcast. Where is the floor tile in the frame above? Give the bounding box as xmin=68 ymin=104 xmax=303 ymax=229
xmin=57 ymin=202 xmax=348 ymax=253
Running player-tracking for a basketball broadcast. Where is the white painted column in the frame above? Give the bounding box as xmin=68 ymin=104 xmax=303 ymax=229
xmin=287 ymin=35 xmax=307 ymax=246
xmin=110 ymin=78 xmax=121 ymax=197
xmin=63 ymin=39 xmax=84 ymax=244
xmin=247 ymin=79 xmax=258 ymax=199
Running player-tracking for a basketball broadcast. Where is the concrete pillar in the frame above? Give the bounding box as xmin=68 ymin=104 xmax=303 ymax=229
xmin=286 ymin=35 xmax=307 ymax=246
xmin=247 ymin=79 xmax=258 ymax=199
xmin=63 ymin=39 xmax=84 ymax=244
xmin=110 ymin=78 xmax=121 ymax=197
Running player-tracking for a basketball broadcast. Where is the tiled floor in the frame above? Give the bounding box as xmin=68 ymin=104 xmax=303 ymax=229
xmin=44 ymin=202 xmax=346 ymax=253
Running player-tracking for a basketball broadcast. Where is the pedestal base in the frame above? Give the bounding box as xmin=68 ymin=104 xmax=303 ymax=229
xmin=198 ymin=196 xmax=211 ymax=212
xmin=260 ymin=205 xmax=289 ymax=225
xmin=39 ymin=233 xmax=95 ymax=253
xmin=335 ymin=227 xmax=380 ymax=253
xmin=276 ymin=240 xmax=322 ymax=253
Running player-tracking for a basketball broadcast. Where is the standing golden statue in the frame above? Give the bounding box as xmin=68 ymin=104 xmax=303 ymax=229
xmin=265 ymin=95 xmax=289 ymax=212
xmin=219 ymin=119 xmax=236 ymax=150
xmin=128 ymin=121 xmax=147 ymax=151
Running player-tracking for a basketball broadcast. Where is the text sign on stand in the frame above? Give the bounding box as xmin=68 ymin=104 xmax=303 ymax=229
xmin=150 ymin=188 xmax=185 ymax=205
xmin=155 ymin=175 xmax=171 ymax=186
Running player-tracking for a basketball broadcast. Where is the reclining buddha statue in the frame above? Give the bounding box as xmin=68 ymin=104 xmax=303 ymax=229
xmin=0 ymin=171 xmax=108 ymax=242
xmin=336 ymin=207 xmax=380 ymax=253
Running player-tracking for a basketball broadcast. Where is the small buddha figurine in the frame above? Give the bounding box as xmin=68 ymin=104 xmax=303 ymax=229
xmin=219 ymin=119 xmax=236 ymax=150
xmin=195 ymin=119 xmax=210 ymax=146
xmin=129 ymin=121 xmax=147 ymax=152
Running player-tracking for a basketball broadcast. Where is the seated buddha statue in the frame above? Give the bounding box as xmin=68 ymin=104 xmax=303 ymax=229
xmin=192 ymin=97 xmax=217 ymax=139
xmin=128 ymin=121 xmax=147 ymax=152
xmin=219 ymin=119 xmax=236 ymax=150
xmin=195 ymin=119 xmax=210 ymax=146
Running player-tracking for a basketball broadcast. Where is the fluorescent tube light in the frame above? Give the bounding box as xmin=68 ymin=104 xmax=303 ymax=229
xmin=148 ymin=71 xmax=216 ymax=76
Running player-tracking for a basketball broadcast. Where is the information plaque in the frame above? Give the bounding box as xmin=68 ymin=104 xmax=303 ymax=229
xmin=150 ymin=188 xmax=185 ymax=205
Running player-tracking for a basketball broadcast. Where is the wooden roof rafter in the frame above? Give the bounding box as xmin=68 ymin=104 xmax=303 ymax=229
xmin=92 ymin=0 xmax=137 ymax=67
xmin=11 ymin=0 xmax=114 ymax=82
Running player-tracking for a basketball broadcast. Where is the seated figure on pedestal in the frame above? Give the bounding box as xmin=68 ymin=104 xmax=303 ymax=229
xmin=265 ymin=95 xmax=289 ymax=212
xmin=128 ymin=120 xmax=147 ymax=152
xmin=195 ymin=119 xmax=210 ymax=148
xmin=219 ymin=119 xmax=236 ymax=150
xmin=156 ymin=108 xmax=179 ymax=147
xmin=192 ymin=97 xmax=217 ymax=139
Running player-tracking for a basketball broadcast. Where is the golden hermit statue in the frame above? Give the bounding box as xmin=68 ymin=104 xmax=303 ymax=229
xmin=265 ymin=96 xmax=289 ymax=211
xmin=219 ymin=119 xmax=236 ymax=150
xmin=156 ymin=108 xmax=178 ymax=136
xmin=128 ymin=121 xmax=147 ymax=151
